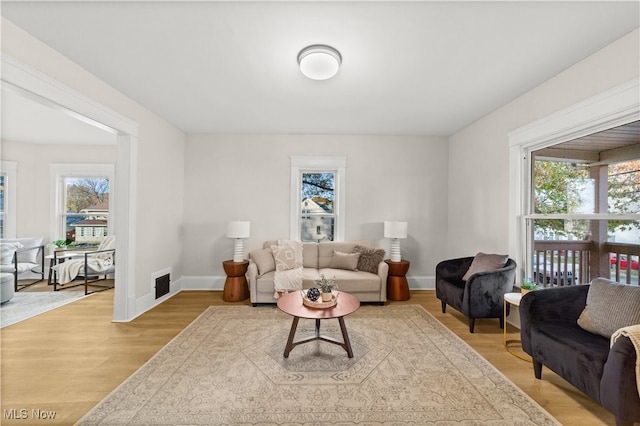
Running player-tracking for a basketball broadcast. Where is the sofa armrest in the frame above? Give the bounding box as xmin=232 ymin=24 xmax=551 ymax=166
xmin=600 ymin=335 xmax=640 ymax=423
xmin=377 ymin=260 xmax=389 ymax=301
xmin=247 ymin=261 xmax=259 ymax=303
xmin=519 ymin=285 xmax=589 ymax=355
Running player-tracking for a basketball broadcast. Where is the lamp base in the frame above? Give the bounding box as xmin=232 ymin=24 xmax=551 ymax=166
xmin=232 ymin=239 xmax=245 ymax=263
xmin=390 ymin=238 xmax=401 ymax=262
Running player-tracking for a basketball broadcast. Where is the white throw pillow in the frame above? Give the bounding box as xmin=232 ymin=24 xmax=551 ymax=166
xmin=0 ymin=242 xmax=23 ymax=265
xmin=271 ymin=245 xmax=297 ymax=271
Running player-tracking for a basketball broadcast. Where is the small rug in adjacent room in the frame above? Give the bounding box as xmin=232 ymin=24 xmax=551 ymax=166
xmin=0 ymin=289 xmax=87 ymax=328
xmin=78 ymin=305 xmax=560 ymax=425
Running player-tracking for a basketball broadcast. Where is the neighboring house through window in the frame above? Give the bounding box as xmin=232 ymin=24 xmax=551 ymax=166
xmin=290 ymin=156 xmax=346 ymax=242
xmin=50 ymin=164 xmax=114 ymax=245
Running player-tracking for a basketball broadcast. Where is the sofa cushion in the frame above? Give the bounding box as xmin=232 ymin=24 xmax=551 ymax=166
xmin=0 ymin=242 xmax=23 ymax=265
xmin=302 ymin=243 xmax=318 ymax=269
xmin=353 ymin=245 xmax=385 ymax=274
xmin=249 ymin=247 xmax=275 ymax=276
xmin=462 ymin=252 xmax=508 ymax=281
xmin=318 ymin=242 xmax=368 ymax=268
xmin=318 ymin=268 xmax=381 ymax=292
xmin=577 ymin=278 xmax=640 ymax=338
xmin=1 ymin=237 xmax=43 ymax=264
xmin=329 ymin=251 xmax=360 ymax=271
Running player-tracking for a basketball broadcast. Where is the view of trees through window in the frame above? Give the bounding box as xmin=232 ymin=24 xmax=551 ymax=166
xmin=300 ymin=172 xmax=335 ymax=242
xmin=63 ymin=177 xmax=109 ymax=245
xmin=533 ymin=159 xmax=640 ymax=241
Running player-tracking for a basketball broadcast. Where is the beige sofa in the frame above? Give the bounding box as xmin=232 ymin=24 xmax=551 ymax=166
xmin=247 ymin=240 xmax=388 ymax=305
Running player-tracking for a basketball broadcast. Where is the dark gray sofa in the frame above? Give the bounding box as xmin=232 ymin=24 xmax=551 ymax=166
xmin=436 ymin=256 xmax=516 ymax=333
xmin=519 ymin=284 xmax=640 ymax=426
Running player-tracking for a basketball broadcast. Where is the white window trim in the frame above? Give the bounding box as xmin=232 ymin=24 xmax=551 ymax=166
xmin=508 ymin=78 xmax=640 ymax=283
xmin=49 ymin=163 xmax=115 ymax=243
xmin=0 ymin=161 xmax=18 ymax=238
xmin=290 ymin=156 xmax=347 ymax=241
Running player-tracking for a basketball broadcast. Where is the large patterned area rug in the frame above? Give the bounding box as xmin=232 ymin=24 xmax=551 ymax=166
xmin=79 ymin=305 xmax=560 ymax=425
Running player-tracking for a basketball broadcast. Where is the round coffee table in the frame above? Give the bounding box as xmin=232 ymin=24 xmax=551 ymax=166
xmin=277 ymin=290 xmax=360 ymax=358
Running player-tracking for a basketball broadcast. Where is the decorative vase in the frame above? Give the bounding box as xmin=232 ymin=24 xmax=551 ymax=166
xmin=521 ymin=289 xmax=531 ymax=295
xmin=321 ymin=291 xmax=333 ymax=302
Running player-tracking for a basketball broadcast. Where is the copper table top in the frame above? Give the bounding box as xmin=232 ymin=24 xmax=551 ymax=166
xmin=277 ymin=290 xmax=360 ymax=319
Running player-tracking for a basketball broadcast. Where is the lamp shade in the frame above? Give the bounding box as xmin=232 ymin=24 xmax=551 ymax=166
xmin=226 ymin=221 xmax=250 ymax=239
xmin=384 ymin=221 xmax=408 ymax=239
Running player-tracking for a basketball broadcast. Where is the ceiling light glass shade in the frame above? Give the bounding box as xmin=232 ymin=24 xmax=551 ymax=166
xmin=298 ymin=45 xmax=342 ymax=80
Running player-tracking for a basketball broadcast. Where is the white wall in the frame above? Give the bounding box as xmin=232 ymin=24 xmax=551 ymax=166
xmin=1 ymin=18 xmax=187 ymax=314
xmin=182 ymin=134 xmax=449 ymax=289
xmin=447 ymin=28 xmax=640 ymax=259
xmin=0 ymin=140 xmax=117 ymax=240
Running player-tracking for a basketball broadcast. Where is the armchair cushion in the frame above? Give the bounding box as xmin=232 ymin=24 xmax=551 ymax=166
xmin=462 ymin=252 xmax=508 ymax=281
xmin=577 ymin=278 xmax=640 ymax=338
xmin=1 ymin=237 xmax=43 ymax=263
xmin=0 ymin=242 xmax=22 ymax=265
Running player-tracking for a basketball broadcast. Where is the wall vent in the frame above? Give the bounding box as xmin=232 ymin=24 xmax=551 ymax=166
xmin=155 ymin=273 xmax=170 ymax=299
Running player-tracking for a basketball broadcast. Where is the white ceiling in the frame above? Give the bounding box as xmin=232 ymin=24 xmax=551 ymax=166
xmin=1 ymin=1 xmax=639 ymax=142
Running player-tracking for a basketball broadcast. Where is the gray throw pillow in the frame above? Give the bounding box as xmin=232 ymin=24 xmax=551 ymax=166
xmin=577 ymin=278 xmax=640 ymax=338
xmin=249 ymin=247 xmax=275 ymax=276
xmin=353 ymin=245 xmax=385 ymax=274
xmin=462 ymin=252 xmax=509 ymax=281
xmin=329 ymin=251 xmax=360 ymax=271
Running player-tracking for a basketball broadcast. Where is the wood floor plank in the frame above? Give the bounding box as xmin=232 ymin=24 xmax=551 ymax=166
xmin=1 ymin=288 xmax=615 ymax=425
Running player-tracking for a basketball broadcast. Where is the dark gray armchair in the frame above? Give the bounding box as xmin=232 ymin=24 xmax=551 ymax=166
xmin=436 ymin=256 xmax=516 ymax=333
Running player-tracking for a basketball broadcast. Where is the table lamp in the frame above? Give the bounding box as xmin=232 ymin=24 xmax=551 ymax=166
xmin=384 ymin=221 xmax=407 ymax=262
xmin=226 ymin=221 xmax=250 ymax=262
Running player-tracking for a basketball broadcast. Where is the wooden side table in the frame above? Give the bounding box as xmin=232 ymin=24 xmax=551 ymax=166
xmin=385 ymin=259 xmax=410 ymax=301
xmin=222 ymin=260 xmax=249 ymax=302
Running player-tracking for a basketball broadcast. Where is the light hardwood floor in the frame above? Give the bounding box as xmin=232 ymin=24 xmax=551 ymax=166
xmin=1 ymin=288 xmax=616 ymax=425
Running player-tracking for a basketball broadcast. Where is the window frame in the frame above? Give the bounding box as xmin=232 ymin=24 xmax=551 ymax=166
xmin=50 ymin=163 xmax=115 ymax=243
xmin=0 ymin=161 xmax=18 ymax=238
xmin=290 ymin=156 xmax=346 ymax=242
xmin=508 ymin=78 xmax=639 ymax=284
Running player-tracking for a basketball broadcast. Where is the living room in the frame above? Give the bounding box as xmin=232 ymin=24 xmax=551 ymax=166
xmin=1 ymin=1 xmax=639 ymax=424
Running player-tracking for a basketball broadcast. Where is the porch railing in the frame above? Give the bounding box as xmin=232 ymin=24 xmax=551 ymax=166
xmin=533 ymin=240 xmax=639 ymax=286
xmin=533 ymin=240 xmax=592 ymax=287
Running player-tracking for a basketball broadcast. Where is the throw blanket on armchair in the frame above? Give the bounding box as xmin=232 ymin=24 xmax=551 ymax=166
xmin=272 ymin=240 xmax=303 ymax=298
xmin=53 ymin=236 xmax=116 ymax=284
xmin=612 ymin=324 xmax=640 ymax=398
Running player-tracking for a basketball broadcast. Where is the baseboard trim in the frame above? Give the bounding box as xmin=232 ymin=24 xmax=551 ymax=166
xmin=180 ymin=276 xmax=226 ymax=291
xmin=408 ymin=276 xmax=435 ymax=290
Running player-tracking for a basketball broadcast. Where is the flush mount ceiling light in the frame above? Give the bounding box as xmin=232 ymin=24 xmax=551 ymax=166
xmin=297 ymin=44 xmax=342 ymax=80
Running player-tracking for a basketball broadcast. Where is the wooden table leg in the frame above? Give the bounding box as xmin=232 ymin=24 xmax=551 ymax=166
xmin=338 ymin=316 xmax=354 ymax=358
xmin=284 ymin=316 xmax=300 ymax=358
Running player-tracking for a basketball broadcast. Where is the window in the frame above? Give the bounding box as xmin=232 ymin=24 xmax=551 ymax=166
xmin=290 ymin=156 xmax=346 ymax=241
xmin=301 ymin=172 xmax=335 ymax=242
xmin=50 ymin=164 xmax=114 ymax=246
xmin=0 ymin=161 xmax=18 ymax=238
xmin=525 ymin=126 xmax=640 ymax=286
